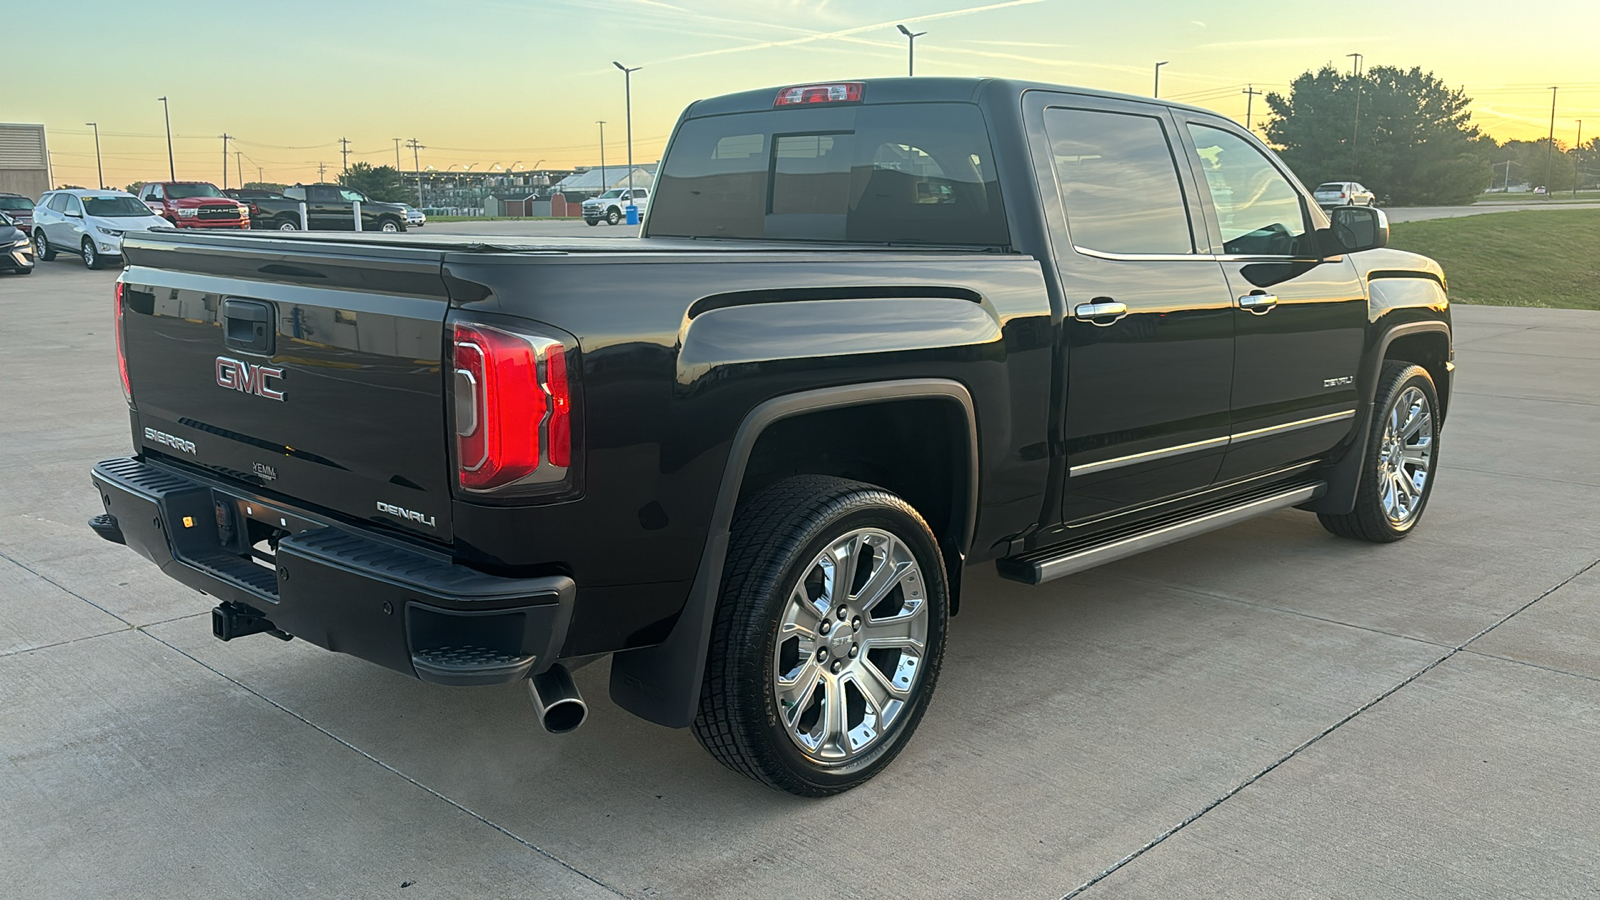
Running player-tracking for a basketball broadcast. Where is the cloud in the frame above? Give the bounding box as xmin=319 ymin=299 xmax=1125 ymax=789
xmin=963 ymin=39 xmax=1078 ymax=48
xmin=1199 ymin=35 xmax=1384 ymax=50
xmin=651 ymin=0 xmax=1051 ymax=65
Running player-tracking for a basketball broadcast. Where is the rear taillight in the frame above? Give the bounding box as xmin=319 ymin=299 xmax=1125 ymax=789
xmin=451 ymin=321 xmax=577 ymax=495
xmin=114 ymin=281 xmax=132 ymax=406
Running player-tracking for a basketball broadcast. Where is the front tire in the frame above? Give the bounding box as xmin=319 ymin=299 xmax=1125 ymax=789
xmin=606 ymin=207 xmax=621 ymax=225
xmin=1319 ymin=362 xmax=1440 ymax=542
xmin=693 ymin=475 xmax=948 ymax=796
xmin=82 ymin=238 xmax=103 ymax=270
xmin=34 ymin=231 xmax=56 ymax=261
xmin=377 ymin=217 xmax=403 ymax=233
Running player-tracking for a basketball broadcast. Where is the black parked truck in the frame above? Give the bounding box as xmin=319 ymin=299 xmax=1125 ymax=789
xmin=91 ymin=78 xmax=1452 ymax=796
xmin=236 ymin=183 xmax=409 ymax=232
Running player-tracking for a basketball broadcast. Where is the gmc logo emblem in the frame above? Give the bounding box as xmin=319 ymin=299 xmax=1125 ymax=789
xmin=216 ymin=356 xmax=285 ymax=401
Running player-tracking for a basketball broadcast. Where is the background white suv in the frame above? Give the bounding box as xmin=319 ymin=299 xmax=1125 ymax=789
xmin=32 ymin=189 xmax=170 ymax=269
xmin=583 ymin=187 xmax=650 ymax=226
xmin=1313 ymin=181 xmax=1377 ymax=209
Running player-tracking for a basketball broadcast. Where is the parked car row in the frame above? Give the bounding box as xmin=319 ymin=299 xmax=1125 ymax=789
xmin=0 ymin=211 xmax=33 ymax=274
xmin=1313 ymin=181 xmax=1378 ymax=209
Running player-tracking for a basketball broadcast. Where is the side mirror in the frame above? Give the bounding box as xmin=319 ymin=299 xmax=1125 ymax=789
xmin=65 ymin=210 xmax=82 ymax=218
xmin=1325 ymin=206 xmax=1389 ymax=255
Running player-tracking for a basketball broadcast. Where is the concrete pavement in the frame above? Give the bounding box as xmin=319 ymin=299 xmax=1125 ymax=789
xmin=1 ymin=260 xmax=1596 ymax=899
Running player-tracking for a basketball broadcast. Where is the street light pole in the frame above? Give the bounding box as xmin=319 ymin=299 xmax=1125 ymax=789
xmin=896 ymin=24 xmax=926 ymax=76
xmin=1153 ymin=61 xmax=1168 ymax=98
xmin=597 ymin=120 xmax=607 ymax=190
xmin=613 ymin=62 xmax=641 ymax=213
xmin=158 ymin=96 xmax=175 ymax=180
xmin=1546 ymin=86 xmax=1558 ymax=200
xmin=85 ymin=122 xmax=103 ymax=189
xmin=1347 ymin=53 xmax=1364 ymax=177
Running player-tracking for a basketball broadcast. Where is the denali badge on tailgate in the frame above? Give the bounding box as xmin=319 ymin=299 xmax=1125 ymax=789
xmin=215 ymin=356 xmax=285 ymax=401
xmin=376 ymin=501 xmax=436 ymax=529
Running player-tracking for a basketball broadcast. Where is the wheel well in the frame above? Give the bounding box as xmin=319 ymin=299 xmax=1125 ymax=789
xmin=739 ymin=398 xmax=970 ymax=597
xmin=1383 ymin=330 xmax=1451 ymax=420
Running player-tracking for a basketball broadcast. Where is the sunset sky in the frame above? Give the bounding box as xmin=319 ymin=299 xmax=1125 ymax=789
xmin=16 ymin=0 xmax=1600 ymax=189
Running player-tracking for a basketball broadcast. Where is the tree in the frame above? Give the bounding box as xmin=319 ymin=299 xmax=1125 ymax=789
xmin=1496 ymin=139 xmax=1576 ymax=192
xmin=56 ymin=183 xmax=85 ymax=190
xmin=338 ymin=163 xmax=407 ymax=203
xmin=242 ymin=181 xmax=287 ymax=192
xmin=124 ymin=182 xmax=144 ymax=196
xmin=1574 ymin=137 xmax=1600 ymax=190
xmin=1264 ymin=65 xmax=1493 ymax=205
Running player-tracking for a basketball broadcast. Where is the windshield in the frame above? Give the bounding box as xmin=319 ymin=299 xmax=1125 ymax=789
xmin=84 ymin=196 xmax=157 ymax=217
xmin=596 ymin=190 xmax=624 ymax=199
xmin=165 ymin=183 xmax=224 ymax=199
xmin=0 ymin=211 xmax=12 ymax=226
xmin=649 ymin=102 xmax=1008 ymax=246
xmin=0 ymin=196 xmax=31 ymax=211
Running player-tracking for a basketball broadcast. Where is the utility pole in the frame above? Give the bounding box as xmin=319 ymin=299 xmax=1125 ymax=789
xmin=257 ymin=165 xmax=264 ymax=185
xmin=235 ymin=151 xmax=243 ymax=188
xmin=1574 ymin=120 xmax=1583 ymax=199
xmin=318 ymin=161 xmax=327 ymax=181
xmin=896 ymin=24 xmax=926 ymax=76
xmin=339 ymin=137 xmax=351 ymax=174
xmin=406 ymin=138 xmax=424 ymax=206
xmin=1241 ymin=85 xmax=1263 ymax=132
xmin=597 ymin=121 xmax=607 ymax=189
xmin=613 ymin=63 xmax=641 ymax=205
xmin=1153 ymin=61 xmax=1169 ymax=98
xmin=158 ymin=96 xmax=175 ymax=180
xmin=1347 ymin=53 xmax=1364 ymax=177
xmin=393 ymin=137 xmax=402 ymax=171
xmin=1546 ymin=87 xmax=1558 ymax=199
xmin=221 ymin=133 xmax=231 ymax=188
xmin=85 ymin=122 xmax=104 ymax=189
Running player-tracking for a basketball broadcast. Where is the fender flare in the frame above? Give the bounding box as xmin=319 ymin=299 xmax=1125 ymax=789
xmin=1301 ymin=320 xmax=1451 ymax=515
xmin=608 ymin=378 xmax=979 ymax=728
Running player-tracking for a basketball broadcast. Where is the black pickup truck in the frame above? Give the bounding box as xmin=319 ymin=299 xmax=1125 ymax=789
xmin=91 ymin=78 xmax=1451 ymax=796
xmin=231 ymin=183 xmax=409 ymax=232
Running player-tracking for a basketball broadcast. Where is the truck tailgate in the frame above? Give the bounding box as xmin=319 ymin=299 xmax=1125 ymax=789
xmin=119 ymin=236 xmax=455 ymax=542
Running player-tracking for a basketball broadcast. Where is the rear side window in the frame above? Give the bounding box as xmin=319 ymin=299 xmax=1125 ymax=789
xmin=1043 ymin=108 xmax=1194 ymax=256
xmin=648 ymin=103 xmax=1008 ymax=246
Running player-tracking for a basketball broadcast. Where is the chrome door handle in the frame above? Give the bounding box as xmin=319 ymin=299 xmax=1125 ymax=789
xmin=1238 ymin=293 xmax=1279 ymax=314
xmin=1073 ymin=300 xmax=1129 ymax=325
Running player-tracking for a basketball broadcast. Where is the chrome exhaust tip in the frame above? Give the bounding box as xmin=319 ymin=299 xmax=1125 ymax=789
xmin=526 ymin=664 xmax=587 ymax=734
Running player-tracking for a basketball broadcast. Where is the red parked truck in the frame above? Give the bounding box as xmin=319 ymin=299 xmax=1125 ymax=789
xmin=139 ymin=182 xmax=249 ymax=229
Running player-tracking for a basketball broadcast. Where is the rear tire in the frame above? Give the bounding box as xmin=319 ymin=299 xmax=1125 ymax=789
xmin=34 ymin=231 xmax=56 ymax=261
xmin=586 ymin=219 xmax=599 ymax=227
xmin=275 ymin=218 xmax=299 ymax=231
xmin=1318 ymin=362 xmax=1440 ymax=543
xmin=693 ymin=475 xmax=948 ymax=796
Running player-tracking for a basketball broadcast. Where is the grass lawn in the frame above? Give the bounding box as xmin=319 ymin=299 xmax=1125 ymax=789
xmin=1386 ymin=209 xmax=1600 ymax=310
xmin=1476 ymin=191 xmax=1600 ymax=203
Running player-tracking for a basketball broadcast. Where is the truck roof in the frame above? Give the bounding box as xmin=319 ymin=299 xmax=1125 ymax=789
xmin=684 ymin=76 xmax=1229 ymax=120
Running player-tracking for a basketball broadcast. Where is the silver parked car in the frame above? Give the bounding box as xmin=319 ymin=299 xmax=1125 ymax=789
xmin=402 ymin=204 xmax=426 ymax=228
xmin=31 ymin=189 xmax=172 ymax=269
xmin=1313 ymin=181 xmax=1377 ymax=209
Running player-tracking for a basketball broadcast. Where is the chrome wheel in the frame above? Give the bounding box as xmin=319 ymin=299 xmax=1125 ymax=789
xmin=1377 ymin=385 xmax=1433 ymax=526
xmin=380 ymin=220 xmax=399 ymax=233
xmin=81 ymin=238 xmax=97 ymax=270
xmin=772 ymin=527 xmax=928 ymax=763
xmin=34 ymin=232 xmax=50 ymax=260
xmin=277 ymin=219 xmax=298 ymax=231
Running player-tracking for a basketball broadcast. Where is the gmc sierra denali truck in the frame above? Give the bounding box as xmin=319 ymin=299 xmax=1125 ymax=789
xmin=90 ymin=78 xmax=1452 ymax=796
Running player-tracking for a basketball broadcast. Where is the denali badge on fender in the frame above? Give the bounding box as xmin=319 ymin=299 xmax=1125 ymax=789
xmin=216 ymin=356 xmax=285 ymax=401
xmin=376 ymin=501 xmax=436 ymax=529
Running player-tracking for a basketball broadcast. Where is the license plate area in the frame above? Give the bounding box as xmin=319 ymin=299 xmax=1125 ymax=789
xmin=186 ymin=491 xmax=327 ymax=585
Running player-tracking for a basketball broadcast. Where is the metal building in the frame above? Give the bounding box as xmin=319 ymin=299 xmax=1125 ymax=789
xmin=0 ymin=124 xmax=51 ymax=199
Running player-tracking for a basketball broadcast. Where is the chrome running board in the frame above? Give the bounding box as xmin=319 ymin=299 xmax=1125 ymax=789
xmin=997 ymin=482 xmax=1324 ymax=585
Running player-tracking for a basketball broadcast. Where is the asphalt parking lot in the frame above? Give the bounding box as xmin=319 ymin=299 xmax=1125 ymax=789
xmin=2 ymin=257 xmax=1597 ymax=899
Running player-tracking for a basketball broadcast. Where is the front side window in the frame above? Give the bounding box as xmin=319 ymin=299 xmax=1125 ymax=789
xmin=1043 ymin=108 xmax=1194 ymax=255
xmin=65 ymin=195 xmax=83 ymax=216
xmin=144 ymin=185 xmax=164 ymax=201
xmin=1187 ymin=124 xmax=1312 ymax=256
xmin=47 ymin=193 xmax=70 ymax=212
